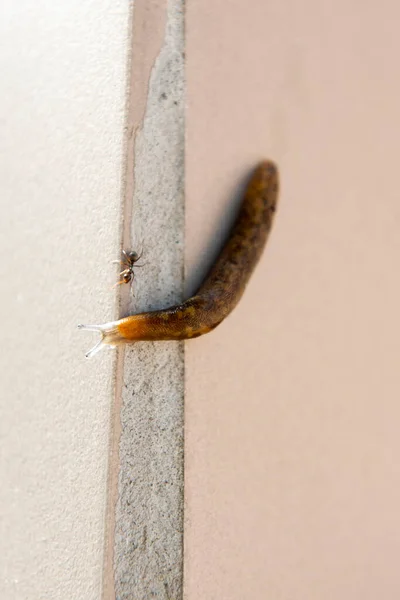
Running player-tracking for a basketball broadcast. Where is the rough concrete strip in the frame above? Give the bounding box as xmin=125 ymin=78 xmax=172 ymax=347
xmin=121 ymin=0 xmax=168 ymax=258
xmin=114 ymin=0 xmax=185 ymax=598
xmin=102 ymin=2 xmax=169 ymax=599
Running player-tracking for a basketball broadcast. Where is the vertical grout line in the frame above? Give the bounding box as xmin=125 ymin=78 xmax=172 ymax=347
xmin=102 ymin=1 xmax=175 ymax=598
xmin=181 ymin=3 xmax=186 ymax=597
xmin=101 ymin=346 xmax=125 ymax=600
xmin=120 ymin=0 xmax=168 ymax=319
xmin=113 ymin=0 xmax=185 ymax=596
xmin=101 ymin=0 xmax=134 ymax=596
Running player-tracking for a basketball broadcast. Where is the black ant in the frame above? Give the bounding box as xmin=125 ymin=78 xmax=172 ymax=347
xmin=112 ymin=249 xmax=144 ymax=290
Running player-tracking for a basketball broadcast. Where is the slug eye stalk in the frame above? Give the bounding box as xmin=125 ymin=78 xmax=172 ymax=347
xmin=77 ymin=322 xmax=125 ymax=359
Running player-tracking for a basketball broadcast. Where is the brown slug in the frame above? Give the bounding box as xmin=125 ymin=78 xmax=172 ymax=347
xmin=79 ymin=160 xmax=279 ymax=358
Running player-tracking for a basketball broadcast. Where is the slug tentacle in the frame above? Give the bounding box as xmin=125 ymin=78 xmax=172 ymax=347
xmin=78 ymin=322 xmax=126 ymax=358
xmin=79 ymin=160 xmax=279 ymax=358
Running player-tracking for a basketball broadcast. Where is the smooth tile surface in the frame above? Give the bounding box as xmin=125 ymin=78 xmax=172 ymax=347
xmin=0 ymin=2 xmax=129 ymax=598
xmin=185 ymin=1 xmax=400 ymax=598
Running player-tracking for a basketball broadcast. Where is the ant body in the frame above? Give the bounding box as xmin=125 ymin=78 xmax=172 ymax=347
xmin=113 ymin=249 xmax=144 ymax=290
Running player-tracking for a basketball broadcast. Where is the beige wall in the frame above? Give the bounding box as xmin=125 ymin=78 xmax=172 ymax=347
xmin=0 ymin=1 xmax=130 ymax=598
xmin=185 ymin=0 xmax=400 ymax=598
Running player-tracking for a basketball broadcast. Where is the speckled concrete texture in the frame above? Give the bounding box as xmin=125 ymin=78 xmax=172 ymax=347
xmin=113 ymin=0 xmax=185 ymax=598
xmin=0 ymin=1 xmax=130 ymax=599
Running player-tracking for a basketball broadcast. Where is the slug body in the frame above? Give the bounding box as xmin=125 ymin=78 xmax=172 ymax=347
xmin=79 ymin=161 xmax=278 ymax=357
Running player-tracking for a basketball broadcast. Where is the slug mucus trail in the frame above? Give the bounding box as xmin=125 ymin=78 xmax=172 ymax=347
xmin=79 ymin=160 xmax=279 ymax=358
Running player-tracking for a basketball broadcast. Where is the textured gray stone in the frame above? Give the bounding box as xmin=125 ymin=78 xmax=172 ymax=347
xmin=114 ymin=1 xmax=185 ymax=598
